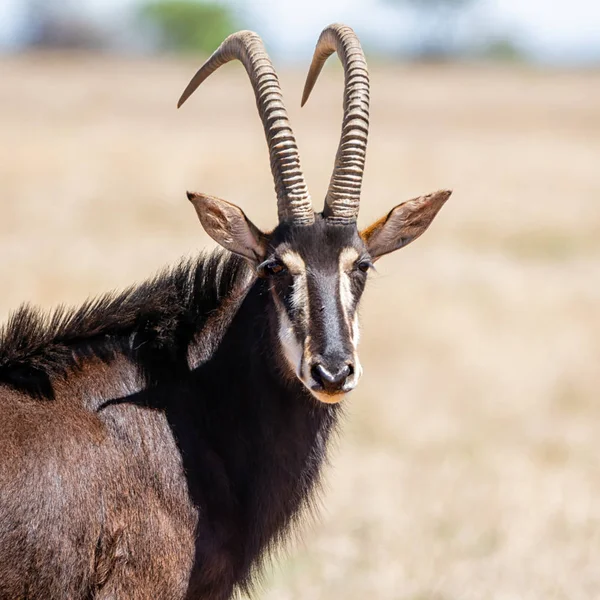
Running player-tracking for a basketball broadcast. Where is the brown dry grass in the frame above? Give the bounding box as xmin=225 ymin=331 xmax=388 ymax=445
xmin=1 ymin=53 xmax=599 ymax=599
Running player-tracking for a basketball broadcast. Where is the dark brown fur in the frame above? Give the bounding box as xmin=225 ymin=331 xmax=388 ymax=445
xmin=0 ymin=250 xmax=341 ymax=599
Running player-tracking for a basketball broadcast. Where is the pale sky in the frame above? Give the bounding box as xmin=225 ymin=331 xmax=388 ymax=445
xmin=1 ymin=0 xmax=599 ymax=63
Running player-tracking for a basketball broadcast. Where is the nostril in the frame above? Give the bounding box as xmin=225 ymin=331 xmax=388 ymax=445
xmin=311 ymin=362 xmax=352 ymax=391
xmin=335 ymin=364 xmax=351 ymax=383
xmin=311 ymin=363 xmax=325 ymax=387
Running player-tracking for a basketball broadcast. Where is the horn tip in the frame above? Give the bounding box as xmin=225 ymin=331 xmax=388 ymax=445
xmin=177 ymin=93 xmax=188 ymax=109
xmin=300 ymin=82 xmax=314 ymax=107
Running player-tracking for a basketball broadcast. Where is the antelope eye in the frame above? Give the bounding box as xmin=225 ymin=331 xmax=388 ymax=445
xmin=258 ymin=260 xmax=287 ymax=277
xmin=269 ymin=262 xmax=285 ymax=275
xmin=357 ymin=260 xmax=372 ymax=273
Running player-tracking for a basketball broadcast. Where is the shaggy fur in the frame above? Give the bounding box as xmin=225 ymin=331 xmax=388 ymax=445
xmin=0 ymin=252 xmax=245 ymax=398
xmin=0 ymin=250 xmax=341 ymax=599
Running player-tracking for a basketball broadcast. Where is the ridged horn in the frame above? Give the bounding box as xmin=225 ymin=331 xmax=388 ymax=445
xmin=178 ymin=31 xmax=314 ymax=225
xmin=302 ymin=24 xmax=369 ymax=223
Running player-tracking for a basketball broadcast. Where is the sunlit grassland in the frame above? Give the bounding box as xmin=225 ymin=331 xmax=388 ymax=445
xmin=1 ymin=54 xmax=599 ymax=599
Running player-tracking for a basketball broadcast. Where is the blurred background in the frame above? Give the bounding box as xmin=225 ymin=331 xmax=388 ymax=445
xmin=1 ymin=1 xmax=599 ymax=598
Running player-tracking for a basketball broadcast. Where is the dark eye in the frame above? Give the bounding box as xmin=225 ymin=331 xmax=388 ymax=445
xmin=268 ymin=262 xmax=285 ymax=275
xmin=258 ymin=260 xmax=286 ymax=277
xmin=357 ymin=260 xmax=372 ymax=273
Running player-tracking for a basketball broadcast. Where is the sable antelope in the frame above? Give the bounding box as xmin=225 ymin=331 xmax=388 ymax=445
xmin=0 ymin=24 xmax=451 ymax=600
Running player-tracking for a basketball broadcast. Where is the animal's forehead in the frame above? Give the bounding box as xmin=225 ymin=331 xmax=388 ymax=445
xmin=270 ymin=218 xmax=366 ymax=268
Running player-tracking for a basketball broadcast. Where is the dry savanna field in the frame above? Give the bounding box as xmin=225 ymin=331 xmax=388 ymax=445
xmin=1 ymin=53 xmax=599 ymax=599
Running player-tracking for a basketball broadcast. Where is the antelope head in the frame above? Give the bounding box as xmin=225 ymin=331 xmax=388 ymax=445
xmin=179 ymin=24 xmax=451 ymax=404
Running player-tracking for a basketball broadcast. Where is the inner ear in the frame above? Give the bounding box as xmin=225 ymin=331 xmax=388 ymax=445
xmin=361 ymin=189 xmax=451 ymax=261
xmin=187 ymin=192 xmax=267 ymax=264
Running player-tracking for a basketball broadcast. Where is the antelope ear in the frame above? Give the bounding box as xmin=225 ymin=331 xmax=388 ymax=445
xmin=188 ymin=192 xmax=267 ymax=264
xmin=361 ymin=190 xmax=451 ymax=261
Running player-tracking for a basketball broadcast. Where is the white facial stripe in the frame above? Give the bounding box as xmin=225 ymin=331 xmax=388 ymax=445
xmin=290 ymin=270 xmax=308 ymax=316
xmin=274 ymin=252 xmax=309 ymax=380
xmin=339 ymin=272 xmax=353 ymax=328
xmin=339 ymin=249 xmax=363 ymax=393
xmin=338 ymin=247 xmax=359 ymax=339
xmin=352 ymin=311 xmax=361 ymax=346
xmin=280 ymin=250 xmax=307 ymax=276
xmin=339 ymin=247 xmax=360 ymax=272
xmin=276 ymin=299 xmax=303 ymax=377
xmin=281 ymin=249 xmax=310 ymax=325
xmin=350 ymin=311 xmax=363 ymax=385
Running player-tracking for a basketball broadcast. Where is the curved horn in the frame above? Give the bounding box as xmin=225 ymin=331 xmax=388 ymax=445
xmin=302 ymin=24 xmax=369 ymax=223
xmin=178 ymin=31 xmax=314 ymax=225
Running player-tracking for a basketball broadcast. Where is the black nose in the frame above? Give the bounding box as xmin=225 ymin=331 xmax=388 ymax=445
xmin=311 ymin=362 xmax=353 ymax=393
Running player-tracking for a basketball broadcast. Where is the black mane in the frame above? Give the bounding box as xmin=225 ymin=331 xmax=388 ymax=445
xmin=0 ymin=250 xmax=248 ymax=399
